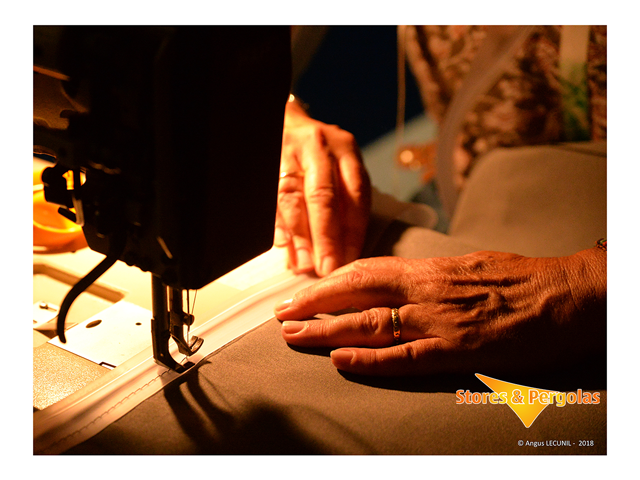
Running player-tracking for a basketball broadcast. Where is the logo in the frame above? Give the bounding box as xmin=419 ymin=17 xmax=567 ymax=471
xmin=456 ymin=374 xmax=601 ymax=428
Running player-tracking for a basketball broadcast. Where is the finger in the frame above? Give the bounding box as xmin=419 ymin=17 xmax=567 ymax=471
xmin=274 ymin=212 xmax=313 ymax=275
xmin=273 ymin=208 xmax=290 ymax=247
xmin=299 ymin=130 xmax=342 ymax=276
xmin=281 ymin=308 xmax=397 ymax=348
xmin=277 ymin=163 xmax=315 ymax=273
xmin=274 ymin=257 xmax=411 ymax=320
xmin=337 ymin=151 xmax=371 ymax=264
xmin=329 ymin=338 xmax=457 ymax=376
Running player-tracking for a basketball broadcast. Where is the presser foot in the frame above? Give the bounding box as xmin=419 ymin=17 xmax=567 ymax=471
xmin=171 ymin=322 xmax=204 ymax=357
xmin=151 ymin=276 xmax=203 ymax=371
xmin=169 ymin=308 xmax=204 ymax=357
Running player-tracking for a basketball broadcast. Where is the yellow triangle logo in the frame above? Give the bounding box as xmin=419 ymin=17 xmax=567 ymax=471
xmin=475 ymin=374 xmax=559 ymax=428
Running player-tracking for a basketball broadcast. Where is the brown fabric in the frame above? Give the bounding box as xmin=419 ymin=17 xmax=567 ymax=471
xmin=65 ymin=316 xmax=606 ymax=455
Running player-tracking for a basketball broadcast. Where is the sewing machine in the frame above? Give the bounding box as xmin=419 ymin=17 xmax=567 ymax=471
xmin=33 ymin=26 xmax=291 ymax=373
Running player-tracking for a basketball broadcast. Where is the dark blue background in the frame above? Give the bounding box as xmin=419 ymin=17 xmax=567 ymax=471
xmin=293 ymin=26 xmax=424 ymax=148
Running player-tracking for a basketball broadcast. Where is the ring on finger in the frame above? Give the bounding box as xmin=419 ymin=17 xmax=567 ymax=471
xmin=391 ymin=307 xmax=401 ymax=345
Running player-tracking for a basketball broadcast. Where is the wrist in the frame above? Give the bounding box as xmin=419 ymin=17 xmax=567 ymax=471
xmin=558 ymin=245 xmax=607 ymax=352
xmin=570 ymin=244 xmax=607 ymax=301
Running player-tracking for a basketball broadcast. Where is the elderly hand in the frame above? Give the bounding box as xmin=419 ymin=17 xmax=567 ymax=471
xmin=274 ymin=248 xmax=606 ymax=376
xmin=275 ymin=98 xmax=371 ymax=277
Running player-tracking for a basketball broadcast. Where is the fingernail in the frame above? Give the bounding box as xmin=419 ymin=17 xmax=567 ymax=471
xmin=282 ymin=321 xmax=306 ymax=335
xmin=274 ymin=298 xmax=293 ymax=314
xmin=330 ymin=349 xmax=354 ymax=368
xmin=273 ymin=227 xmax=289 ymax=246
xmin=296 ymin=248 xmax=314 ymax=272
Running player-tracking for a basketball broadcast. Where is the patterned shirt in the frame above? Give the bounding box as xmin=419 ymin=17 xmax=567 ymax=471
xmin=403 ymin=25 xmax=607 ymax=188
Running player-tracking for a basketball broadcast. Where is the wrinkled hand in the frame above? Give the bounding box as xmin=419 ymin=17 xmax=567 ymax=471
xmin=275 ymin=99 xmax=371 ymax=277
xmin=274 ymin=249 xmax=606 ymax=376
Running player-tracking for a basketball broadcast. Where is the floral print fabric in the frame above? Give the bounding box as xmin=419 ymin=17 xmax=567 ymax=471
xmin=404 ymin=25 xmax=607 ymax=188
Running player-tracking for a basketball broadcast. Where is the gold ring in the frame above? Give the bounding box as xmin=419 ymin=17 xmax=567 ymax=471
xmin=279 ymin=171 xmax=305 ymax=179
xmin=391 ymin=308 xmax=401 ymax=345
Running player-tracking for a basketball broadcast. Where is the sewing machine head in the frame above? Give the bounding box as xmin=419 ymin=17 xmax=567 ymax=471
xmin=33 ymin=26 xmax=291 ymax=370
